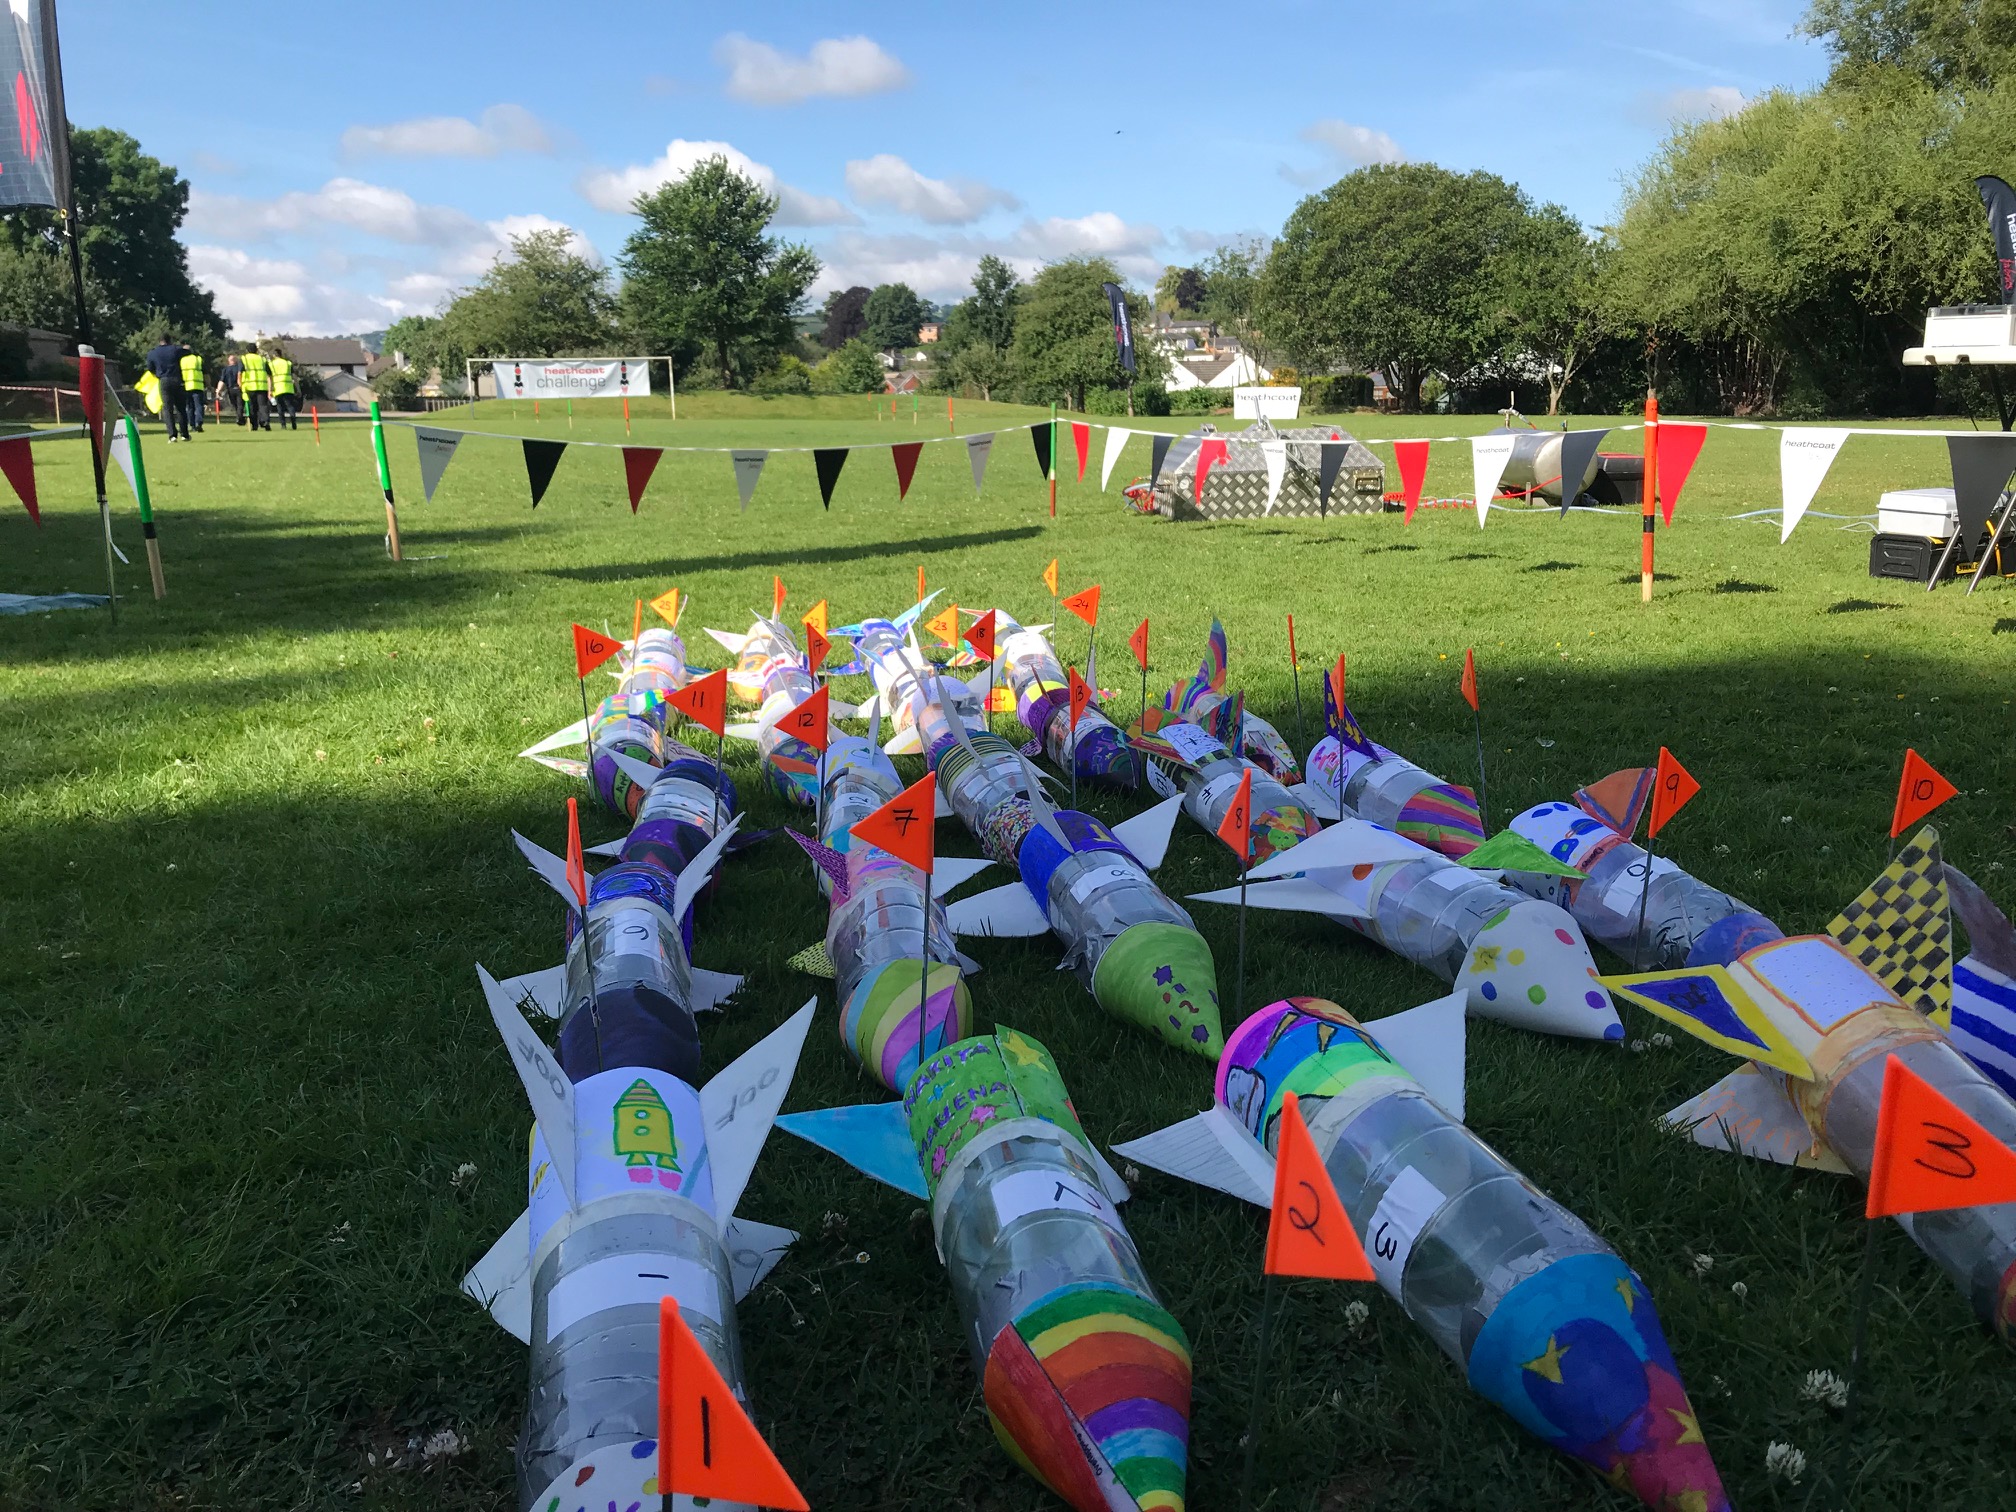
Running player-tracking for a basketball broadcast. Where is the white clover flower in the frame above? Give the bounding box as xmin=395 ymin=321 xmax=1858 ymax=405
xmin=1651 ymin=1033 xmax=1675 ymax=1049
xmin=1691 ymin=1252 xmax=1714 ymax=1277
xmin=420 ymin=1428 xmax=463 ymax=1460
xmin=450 ymin=1162 xmax=477 ymax=1190
xmin=1630 ymin=1040 xmax=1648 ymax=1053
xmin=1764 ymin=1442 xmax=1806 ymax=1484
xmin=1802 ymin=1369 xmax=1850 ymax=1409
xmin=854 ymin=1250 xmax=871 ymax=1265
xmin=1730 ymin=1281 xmax=1748 ymax=1300
xmin=1344 ymin=1300 xmax=1370 ymax=1331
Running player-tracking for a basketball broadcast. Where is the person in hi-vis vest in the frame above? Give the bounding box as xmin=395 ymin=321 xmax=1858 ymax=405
xmin=179 ymin=347 xmax=206 ymax=433
xmin=239 ymin=347 xmax=272 ymax=431
xmin=270 ymin=351 xmax=300 ymax=430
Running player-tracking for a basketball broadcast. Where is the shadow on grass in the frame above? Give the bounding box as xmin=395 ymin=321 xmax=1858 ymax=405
xmin=1528 ymin=560 xmax=1578 ymax=572
xmin=1713 ymin=579 xmax=1777 ymax=594
xmin=539 ymin=526 xmax=1047 ymax=583
xmin=1828 ymin=598 xmax=1900 ymax=614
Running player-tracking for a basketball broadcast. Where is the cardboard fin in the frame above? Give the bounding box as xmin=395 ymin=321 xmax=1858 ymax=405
xmin=500 ymin=962 xmax=568 ymax=1020
xmin=1663 ymin=1066 xmax=1849 ymax=1172
xmin=584 ymin=838 xmax=625 ymax=858
xmin=946 ymin=881 xmax=1052 ymax=938
xmin=883 ymin=726 xmax=925 ymax=757
xmin=1111 ymin=793 xmax=1183 ymax=871
xmin=1605 ymin=965 xmax=1815 ymax=1079
xmin=609 ymin=749 xmax=667 ymax=795
xmin=691 ymin=968 xmax=744 ymax=1013
xmin=461 ymin=1207 xmax=532 ymax=1343
xmin=1363 ymin=989 xmax=1468 ymax=1119
xmin=672 ymin=812 xmax=744 ymax=924
xmin=700 ymin=997 xmax=816 ymax=1222
xmin=520 ymin=718 xmax=588 ymax=757
xmin=527 ymin=754 xmax=588 ymax=780
xmin=475 ymin=964 xmax=576 ymax=1206
xmin=1188 ymin=878 xmax=1369 ymax=918
xmin=725 ymin=721 xmax=765 ymax=742
xmin=1112 ymin=1104 xmax=1275 ymax=1209
xmin=724 ymin=1216 xmax=796 ymax=1302
xmin=1247 ymin=817 xmax=1426 ymax=879
xmin=1288 ymin=780 xmax=1343 ymax=822
xmin=776 ymin=1101 xmax=929 ymax=1200
xmin=934 ymin=855 xmax=993 ymax=892
xmin=511 ymin=830 xmax=584 ymax=907
xmin=705 ymin=627 xmax=748 ymax=654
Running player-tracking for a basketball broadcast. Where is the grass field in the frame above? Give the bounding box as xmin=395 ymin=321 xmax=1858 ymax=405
xmin=4 ymin=393 xmax=2014 ymax=1511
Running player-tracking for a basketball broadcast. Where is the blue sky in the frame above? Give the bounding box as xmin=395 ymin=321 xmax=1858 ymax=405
xmin=67 ymin=0 xmax=1826 ymax=336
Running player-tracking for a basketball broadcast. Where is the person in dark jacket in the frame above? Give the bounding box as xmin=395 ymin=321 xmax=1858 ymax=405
xmin=218 ymin=352 xmax=243 ymax=425
xmin=143 ymin=335 xmax=189 ymax=441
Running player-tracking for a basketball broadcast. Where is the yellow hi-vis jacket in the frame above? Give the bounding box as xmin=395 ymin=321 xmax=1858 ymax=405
xmin=269 ymin=356 xmax=296 ymax=396
xmin=179 ymin=351 xmax=204 ymax=389
xmin=239 ymin=352 xmax=272 ymax=393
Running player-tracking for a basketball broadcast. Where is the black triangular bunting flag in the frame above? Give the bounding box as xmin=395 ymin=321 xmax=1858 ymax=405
xmin=523 ymin=438 xmax=567 ymax=507
xmin=1317 ymin=440 xmax=1346 ymax=516
xmin=1149 ymin=431 xmax=1172 ymax=484
xmin=1031 ymin=422 xmax=1053 ymax=480
xmin=813 ymin=447 xmax=848 ymax=509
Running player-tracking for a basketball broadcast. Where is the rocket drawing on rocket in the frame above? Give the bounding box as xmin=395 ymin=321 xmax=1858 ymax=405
xmin=1115 ymin=992 xmax=1731 ymax=1512
xmin=1614 ymin=827 xmax=2016 ymax=1344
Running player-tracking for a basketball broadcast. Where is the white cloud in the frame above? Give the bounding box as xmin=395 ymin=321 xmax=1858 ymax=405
xmin=483 ymin=213 xmax=600 ymax=266
xmin=340 ymin=104 xmax=553 ymax=159
xmin=1299 ymin=120 xmax=1406 ymax=168
xmin=188 ymin=244 xmax=408 ymax=336
xmin=577 ymin=138 xmax=856 ymax=225
xmin=713 ymin=33 xmax=910 ymax=105
xmin=1014 ymin=212 xmax=1161 ymax=263
xmin=1635 ymin=85 xmax=1749 ymax=124
xmin=190 ymin=177 xmax=486 ymax=246
xmin=844 ymin=154 xmax=1017 ymax=224
xmin=809 ymin=212 xmax=1166 ymax=301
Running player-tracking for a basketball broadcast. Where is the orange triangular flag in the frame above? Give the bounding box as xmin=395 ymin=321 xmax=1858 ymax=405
xmin=783 ymin=685 xmax=832 ymax=752
xmin=1042 ymin=558 xmax=1059 ymax=596
xmin=659 ymin=1299 xmax=809 ymax=1510
xmin=1865 ymin=1055 xmax=2016 ymax=1218
xmin=1460 ymin=648 xmax=1479 ymax=712
xmin=668 ymin=667 xmax=729 ymax=737
xmin=924 ymin=602 xmax=960 ymax=648
xmin=1061 ymin=584 xmax=1102 ymax=627
xmin=1127 ymin=618 xmax=1149 ymax=672
xmin=1328 ymin=654 xmax=1346 ymax=714
xmin=564 ymin=796 xmax=587 ymax=908
xmin=851 ymin=772 xmax=936 ymax=873
xmin=805 ymin=623 xmax=831 ymax=672
xmin=963 ymin=609 xmax=997 ymax=661
xmin=650 ymin=587 xmax=682 ymax=627
xmin=1068 ymin=666 xmax=1092 ymax=731
xmin=1264 ymin=1092 xmax=1375 ymax=1281
xmin=1646 ymin=746 xmax=1699 ymax=839
xmin=802 ymin=598 xmax=829 ymax=636
xmin=772 ymin=575 xmax=786 ymax=620
xmin=572 ymin=623 xmax=621 ymax=680
xmin=1217 ymin=768 xmax=1254 ymax=864
xmin=1892 ymin=748 xmax=1958 ymax=838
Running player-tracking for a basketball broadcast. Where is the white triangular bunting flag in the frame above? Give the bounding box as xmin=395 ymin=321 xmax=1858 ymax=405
xmin=731 ymin=449 xmax=767 ymax=511
xmin=414 ymin=426 xmax=462 ymax=502
xmin=1260 ymin=439 xmax=1287 ymax=515
xmin=108 ymin=417 xmax=138 ymax=501
xmin=1778 ymin=428 xmax=1849 ymax=542
xmin=1470 ymin=433 xmax=1517 ymax=529
xmin=966 ymin=431 xmax=995 ymax=494
xmin=1099 ymin=426 xmax=1131 ymax=491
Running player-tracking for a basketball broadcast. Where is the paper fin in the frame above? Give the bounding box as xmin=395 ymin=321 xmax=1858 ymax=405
xmin=946 ymin=880 xmax=1052 ymax=938
xmin=1288 ymin=780 xmax=1343 ymax=822
xmin=691 ymin=968 xmax=744 ymax=1013
xmin=475 ymin=964 xmax=576 ymax=1206
xmin=672 ymin=812 xmax=744 ymax=925
xmin=584 ymin=837 xmax=625 ymax=858
xmin=705 ymin=627 xmax=749 ymax=654
xmin=883 ymin=726 xmax=925 ymax=757
xmin=724 ymin=1216 xmax=796 ymax=1302
xmin=520 ymin=718 xmax=587 ymax=757
xmin=1110 ymin=793 xmax=1183 ymax=871
xmin=1826 ymin=825 xmax=1951 ymax=1025
xmin=510 ymin=830 xmax=581 ymax=906
xmin=609 ymin=748 xmax=666 ymax=795
xmin=934 ymin=855 xmax=993 ymax=893
xmin=776 ymin=1101 xmax=929 ymax=1200
xmin=1605 ymin=965 xmax=1815 ymax=1079
xmin=1363 ymin=990 xmax=1468 ymax=1119
xmin=1112 ymin=1105 xmax=1275 ymax=1209
xmin=1663 ymin=1066 xmax=1849 ymax=1172
xmin=1188 ymin=877 xmax=1369 ymax=918
xmin=461 ymin=1207 xmax=532 ymax=1343
xmin=1246 ymin=816 xmax=1426 ymax=879
xmin=725 ymin=721 xmax=764 ymax=742
xmin=700 ymin=997 xmax=816 ymax=1223
xmin=528 ymin=754 xmax=589 ymax=779
xmin=500 ymin=962 xmax=567 ymax=1020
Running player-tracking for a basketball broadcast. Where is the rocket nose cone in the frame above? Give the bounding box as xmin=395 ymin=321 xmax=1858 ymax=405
xmin=1093 ymin=922 xmax=1223 ymax=1058
xmin=1250 ymin=801 xmax=1322 ymax=864
xmin=1460 ymin=899 xmax=1622 ymax=1041
xmin=1469 ymin=1253 xmax=1729 ymax=1512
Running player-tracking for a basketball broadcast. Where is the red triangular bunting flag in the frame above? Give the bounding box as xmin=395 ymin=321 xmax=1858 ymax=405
xmin=669 ymin=667 xmax=729 ymax=737
xmin=1194 ymin=438 xmax=1228 ymax=503
xmin=1127 ymin=618 xmax=1149 ymax=671
xmin=0 ymin=436 xmax=38 ymax=525
xmin=892 ymin=441 xmax=923 ymax=500
xmin=659 ymin=1299 xmax=809 ymax=1510
xmin=622 ymin=447 xmax=662 ymax=513
xmin=1647 ymin=747 xmax=1700 ymax=839
xmin=1460 ymin=648 xmax=1479 ymax=712
xmin=1656 ymin=423 xmax=1708 ymax=527
xmin=1866 ymin=1055 xmax=2016 ymax=1217
xmin=1217 ymin=768 xmax=1253 ymax=864
xmin=1061 ymin=584 xmax=1101 ymax=626
xmin=1067 ymin=666 xmax=1092 ymax=731
xmin=851 ymin=772 xmax=936 ymax=873
xmin=783 ymin=685 xmax=831 ymax=752
xmin=1072 ymin=421 xmax=1090 ymax=482
xmin=1893 ymin=748 xmax=1958 ymax=838
xmin=1265 ymin=1092 xmax=1375 ymax=1281
xmin=963 ymin=609 xmax=997 ymax=661
xmin=1395 ymin=439 xmax=1429 ymax=523
xmin=572 ymin=623 xmax=621 ymax=680
xmin=564 ymin=796 xmax=588 ymax=907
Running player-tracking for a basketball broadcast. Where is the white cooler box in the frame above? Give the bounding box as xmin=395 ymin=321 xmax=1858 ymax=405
xmin=1877 ymin=486 xmax=1958 ymax=538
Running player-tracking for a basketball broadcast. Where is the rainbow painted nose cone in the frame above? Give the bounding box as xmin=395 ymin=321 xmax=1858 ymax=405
xmin=1094 ymin=920 xmax=1223 ymax=1057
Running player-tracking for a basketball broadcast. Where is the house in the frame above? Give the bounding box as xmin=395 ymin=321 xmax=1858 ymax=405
xmin=283 ymin=337 xmax=376 ymax=408
xmin=918 ymin=322 xmax=942 ymax=343
xmin=884 ymin=372 xmax=923 ymax=395
xmin=1153 ymin=315 xmax=1220 ymax=354
xmin=1165 ymin=351 xmax=1271 ymax=391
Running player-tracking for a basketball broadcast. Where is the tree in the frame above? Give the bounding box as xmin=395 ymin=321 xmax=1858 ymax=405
xmin=1257 ymin=164 xmax=1533 ymax=410
xmin=1155 ymin=265 xmax=1207 ymax=314
xmin=1008 ymin=257 xmax=1162 ymax=410
xmin=812 ymin=337 xmax=885 ymax=394
xmin=820 ymin=285 xmax=870 ymax=349
xmin=1800 ymin=0 xmax=2016 ymax=90
xmin=863 ymin=283 xmax=926 ymax=356
xmin=936 ymin=255 xmax=1022 ymax=400
xmin=1489 ymin=208 xmax=1613 ymax=414
xmin=438 ymin=229 xmax=614 ymax=360
xmin=384 ymin=314 xmax=464 ymax=388
xmin=0 ymin=127 xmax=222 ymax=366
xmin=619 ymin=157 xmax=819 ymax=389
xmin=1197 ymin=240 xmax=1272 ymax=372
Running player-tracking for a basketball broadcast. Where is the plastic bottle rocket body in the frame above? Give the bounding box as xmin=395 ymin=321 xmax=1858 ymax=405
xmin=1130 ymin=712 xmax=1318 ymax=863
xmin=782 ymin=1028 xmax=1193 ymax=1512
xmin=923 ymin=699 xmax=1038 ymax=865
xmin=586 ymin=627 xmax=690 ymax=817
xmin=727 ymin=615 xmax=824 ymax=807
xmin=855 ymin=615 xmax=988 ymax=751
xmin=995 ymin=612 xmax=1136 ymax=789
xmin=1117 ymin=997 xmax=1728 ymax=1512
xmin=1506 ymin=800 xmax=1781 ymax=970
xmin=1164 ymin=617 xmax=1301 ymax=783
xmin=1303 ymin=732 xmax=1484 ymax=860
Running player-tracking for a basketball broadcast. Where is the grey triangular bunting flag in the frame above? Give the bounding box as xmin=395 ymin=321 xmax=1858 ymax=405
xmin=1149 ymin=431 xmax=1172 ymax=484
xmin=731 ymin=449 xmax=767 ymax=511
xmin=1555 ymin=428 xmax=1609 ymax=515
xmin=1946 ymin=433 xmax=2016 ymax=542
xmin=414 ymin=426 xmax=462 ymax=503
xmin=1317 ymin=439 xmax=1346 ymax=514
xmin=966 ymin=432 xmax=995 ymax=495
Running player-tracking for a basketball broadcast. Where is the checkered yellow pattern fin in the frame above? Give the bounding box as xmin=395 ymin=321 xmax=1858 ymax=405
xmin=786 ymin=942 xmax=835 ymax=979
xmin=1827 ymin=825 xmax=1951 ymax=1028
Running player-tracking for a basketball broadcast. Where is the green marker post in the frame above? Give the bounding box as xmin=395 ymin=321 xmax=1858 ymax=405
xmin=122 ymin=418 xmax=166 ymax=600
xmin=1048 ymin=401 xmax=1058 ymax=519
xmin=369 ymin=399 xmax=403 ymax=560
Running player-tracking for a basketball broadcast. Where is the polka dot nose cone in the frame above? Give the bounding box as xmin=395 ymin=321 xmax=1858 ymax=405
xmin=1463 ymin=900 xmax=1621 ymax=1040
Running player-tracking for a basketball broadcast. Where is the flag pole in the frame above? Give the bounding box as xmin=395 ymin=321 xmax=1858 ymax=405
xmin=370 ymin=399 xmax=403 ymax=561
xmin=1287 ymin=614 xmax=1305 ymax=756
xmin=1237 ymin=1275 xmax=1280 ymax=1512
xmin=1471 ymin=702 xmax=1489 ymax=831
xmin=1632 ymin=831 xmax=1659 ymax=964
xmin=1640 ymin=392 xmax=1659 ymax=604
xmin=920 ymin=864 xmax=937 ymax=1057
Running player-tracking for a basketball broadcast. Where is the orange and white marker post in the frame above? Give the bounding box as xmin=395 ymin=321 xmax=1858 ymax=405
xmin=1640 ymin=392 xmax=1660 ymax=603
xmin=311 ymin=404 xmax=320 ymax=445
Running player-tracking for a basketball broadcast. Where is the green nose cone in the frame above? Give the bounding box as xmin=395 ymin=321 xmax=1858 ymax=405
xmin=1092 ymin=921 xmax=1223 ymax=1058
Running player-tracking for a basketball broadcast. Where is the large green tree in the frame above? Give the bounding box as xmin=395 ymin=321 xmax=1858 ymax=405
xmin=0 ymin=127 xmax=222 ymax=366
xmin=862 ymin=282 xmax=926 ymax=355
xmin=936 ymin=254 xmax=1022 ymax=400
xmin=1197 ymin=240 xmax=1272 ymax=372
xmin=619 ymin=157 xmax=819 ymax=388
xmin=1489 ymin=208 xmax=1613 ymax=415
xmin=1258 ymin=164 xmax=1533 ymax=411
xmin=1800 ymin=0 xmax=2016 ymax=90
xmin=1007 ymin=257 xmax=1160 ymax=410
xmin=438 ymin=228 xmax=615 ymax=359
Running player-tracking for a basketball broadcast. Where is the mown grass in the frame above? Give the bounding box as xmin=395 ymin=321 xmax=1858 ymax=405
xmin=3 ymin=394 xmax=2014 ymax=1511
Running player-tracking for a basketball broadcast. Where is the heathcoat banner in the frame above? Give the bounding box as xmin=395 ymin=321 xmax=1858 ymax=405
xmin=492 ymin=358 xmax=653 ymax=401
xmin=0 ymin=2 xmax=66 ymax=211
xmin=1979 ymin=176 xmax=2016 ymax=305
xmin=1778 ymin=428 xmax=1849 ymax=541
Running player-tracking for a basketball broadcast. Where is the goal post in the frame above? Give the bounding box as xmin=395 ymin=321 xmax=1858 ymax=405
xmin=463 ymin=356 xmax=678 ymax=417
